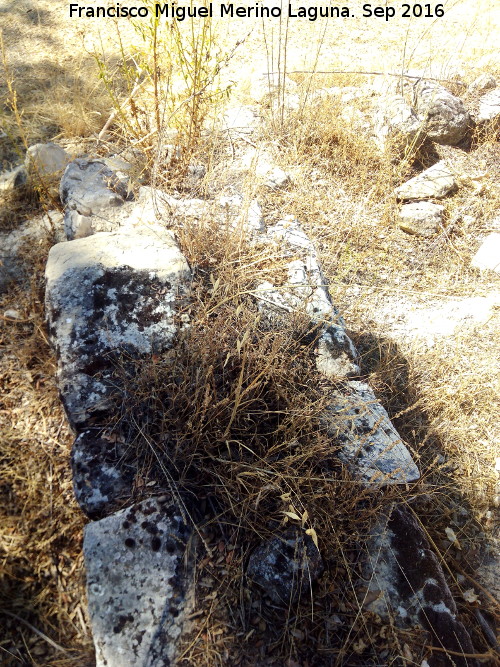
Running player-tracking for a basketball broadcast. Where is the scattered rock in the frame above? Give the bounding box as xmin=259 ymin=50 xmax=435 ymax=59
xmin=398 ymin=201 xmax=445 ymax=236
xmin=247 ymin=528 xmax=323 ymax=605
xmin=25 ymin=142 xmax=70 ymax=181
xmin=60 ymin=158 xmax=129 ymax=239
xmin=0 ymin=165 xmax=27 ymax=193
xmin=324 ymin=381 xmax=420 ymax=485
xmin=218 ymin=195 xmax=264 ymax=232
xmin=3 ymin=309 xmax=21 ymax=320
xmin=373 ymin=94 xmax=423 ymax=152
xmin=395 ymin=161 xmax=456 ymax=200
xmin=262 ymin=165 xmax=291 ymax=190
xmin=45 ymin=229 xmax=191 ymax=429
xmin=71 ymin=429 xmax=136 ymax=518
xmin=471 ymin=233 xmax=500 ymax=273
xmin=84 ymin=496 xmax=194 ymax=667
xmin=414 ymin=80 xmax=470 ymax=145
xmin=365 ymin=504 xmax=478 ymax=667
xmin=475 ymin=88 xmax=500 ymax=125
xmin=468 ymin=73 xmax=496 ymax=96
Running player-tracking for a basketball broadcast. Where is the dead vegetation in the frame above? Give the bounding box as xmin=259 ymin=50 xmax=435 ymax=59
xmin=1 ymin=1 xmax=499 ymax=665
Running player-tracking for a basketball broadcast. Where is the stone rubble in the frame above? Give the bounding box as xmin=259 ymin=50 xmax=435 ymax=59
xmin=247 ymin=528 xmax=323 ymax=605
xmin=25 ymin=142 xmax=70 ymax=181
xmin=395 ymin=160 xmax=456 ymax=200
xmin=414 ymin=80 xmax=470 ymax=145
xmin=398 ymin=201 xmax=445 ymax=237
xmin=471 ymin=233 xmax=500 ymax=273
xmin=39 ymin=69 xmax=493 ymax=660
xmin=475 ymin=88 xmax=500 ymax=125
xmin=45 ymin=228 xmax=191 ymax=430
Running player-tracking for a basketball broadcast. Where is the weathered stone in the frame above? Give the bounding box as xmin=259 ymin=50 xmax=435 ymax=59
xmin=60 ymin=159 xmax=129 ymax=239
xmin=247 ymin=528 xmax=323 ymax=605
xmin=84 ymin=497 xmax=194 ymax=667
xmin=398 ymin=201 xmax=445 ymax=236
xmin=262 ymin=165 xmax=291 ymax=190
xmin=471 ymin=233 xmax=500 ymax=273
xmin=71 ymin=429 xmax=136 ymax=518
xmin=25 ymin=142 xmax=70 ymax=179
xmin=395 ymin=161 xmax=456 ymax=200
xmin=0 ymin=164 xmax=27 ymax=193
xmin=415 ymin=81 xmax=470 ymax=145
xmin=256 ymin=219 xmax=360 ymax=378
xmin=468 ymin=73 xmax=496 ymax=96
xmin=324 ymin=381 xmax=420 ymax=485
xmin=218 ymin=195 xmax=264 ymax=232
xmin=0 ymin=210 xmax=64 ymax=293
xmin=45 ymin=229 xmax=190 ymax=429
xmin=476 ymin=88 xmax=500 ymax=124
xmin=365 ymin=505 xmax=478 ymax=667
xmin=373 ymin=94 xmax=423 ymax=152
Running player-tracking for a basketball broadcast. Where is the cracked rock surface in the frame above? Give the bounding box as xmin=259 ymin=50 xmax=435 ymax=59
xmin=84 ymin=496 xmax=194 ymax=667
xmin=365 ymin=504 xmax=478 ymax=667
xmin=45 ymin=229 xmax=190 ymax=429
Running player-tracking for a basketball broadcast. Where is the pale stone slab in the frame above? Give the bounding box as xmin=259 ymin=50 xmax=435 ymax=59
xmin=84 ymin=497 xmax=194 ymax=667
xmin=395 ymin=161 xmax=456 ymax=200
xmin=476 ymin=88 xmax=500 ymax=123
xmin=45 ymin=229 xmax=190 ymax=428
xmin=324 ymin=381 xmax=420 ymax=484
xmin=398 ymin=201 xmax=445 ymax=236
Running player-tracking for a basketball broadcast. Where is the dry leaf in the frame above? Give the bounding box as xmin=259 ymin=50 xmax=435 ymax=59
xmin=283 ymin=511 xmax=301 ymax=521
xmin=305 ymin=528 xmax=318 ymax=549
xmin=463 ymin=588 xmax=478 ymax=603
xmin=301 ymin=509 xmax=309 ymax=527
xmin=445 ymin=527 xmax=461 ymax=549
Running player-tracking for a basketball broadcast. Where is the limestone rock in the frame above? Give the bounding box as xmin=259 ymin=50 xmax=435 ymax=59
xmin=395 ymin=161 xmax=456 ymax=200
xmin=414 ymin=81 xmax=470 ymax=145
xmin=365 ymin=505 xmax=478 ymax=667
xmin=0 ymin=165 xmax=27 ymax=193
xmin=468 ymin=73 xmax=496 ymax=96
xmin=25 ymin=142 xmax=70 ymax=179
xmin=262 ymin=165 xmax=291 ymax=190
xmin=476 ymin=88 xmax=500 ymax=124
xmin=218 ymin=195 xmax=264 ymax=232
xmin=373 ymin=94 xmax=423 ymax=152
xmin=60 ymin=158 xmax=129 ymax=239
xmin=71 ymin=429 xmax=136 ymax=518
xmin=324 ymin=381 xmax=420 ymax=485
xmin=45 ymin=229 xmax=191 ymax=429
xmin=247 ymin=528 xmax=323 ymax=605
xmin=84 ymin=497 xmax=194 ymax=667
xmin=471 ymin=233 xmax=500 ymax=273
xmin=398 ymin=201 xmax=445 ymax=236
xmin=256 ymin=219 xmax=360 ymax=378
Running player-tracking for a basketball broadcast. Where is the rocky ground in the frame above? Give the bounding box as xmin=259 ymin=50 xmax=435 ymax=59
xmin=1 ymin=2 xmax=499 ymax=666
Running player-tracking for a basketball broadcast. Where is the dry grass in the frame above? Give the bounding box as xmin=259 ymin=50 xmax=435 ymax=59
xmin=0 ymin=242 xmax=94 ymax=665
xmin=1 ymin=1 xmax=499 ymax=665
